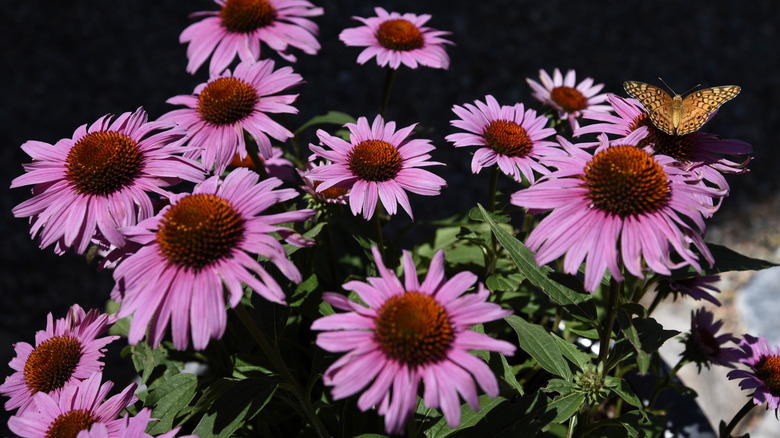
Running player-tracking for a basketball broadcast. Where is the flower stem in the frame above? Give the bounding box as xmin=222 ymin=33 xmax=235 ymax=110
xmin=720 ymin=398 xmax=755 ymax=438
xmin=233 ymin=303 xmax=331 ymax=438
xmin=379 ymin=68 xmax=397 ymax=118
xmin=488 ymin=165 xmax=499 ymax=212
xmin=373 ymin=206 xmax=385 ymax=257
xmin=598 ymin=278 xmax=621 ymax=369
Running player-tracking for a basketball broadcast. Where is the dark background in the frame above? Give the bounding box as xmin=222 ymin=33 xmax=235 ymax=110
xmin=2 ymin=0 xmax=778 ymax=433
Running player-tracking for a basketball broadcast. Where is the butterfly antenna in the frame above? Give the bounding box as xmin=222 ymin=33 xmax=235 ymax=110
xmin=657 ymin=77 xmax=677 ymax=95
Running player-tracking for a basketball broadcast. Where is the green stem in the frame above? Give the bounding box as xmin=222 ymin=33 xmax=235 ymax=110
xmin=379 ymin=68 xmax=397 ymax=118
xmin=720 ymin=398 xmax=756 ymax=438
xmin=648 ymin=358 xmax=688 ymax=409
xmin=488 ymin=165 xmax=499 ymax=212
xmin=233 ymin=304 xmax=331 ymax=438
xmin=373 ymin=205 xmax=385 ymax=257
xmin=598 ymin=278 xmax=621 ymax=370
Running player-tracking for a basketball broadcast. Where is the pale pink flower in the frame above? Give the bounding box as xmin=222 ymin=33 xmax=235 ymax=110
xmin=312 ymin=247 xmax=515 ymax=434
xmin=0 ymin=305 xmax=117 ymax=414
xmin=511 ymin=131 xmax=725 ymax=292
xmin=446 ymin=94 xmax=562 ymax=182
xmin=180 ymin=0 xmax=323 ymax=74
xmin=161 ymin=59 xmax=302 ymax=175
xmin=307 ymin=115 xmax=446 ymax=220
xmin=111 ymin=168 xmax=314 ymax=350
xmin=526 ymin=68 xmax=611 ymax=132
xmin=340 ymin=7 xmax=452 ymax=70
xmin=8 ymin=373 xmax=137 ymax=438
xmin=11 ymin=107 xmax=205 ymax=254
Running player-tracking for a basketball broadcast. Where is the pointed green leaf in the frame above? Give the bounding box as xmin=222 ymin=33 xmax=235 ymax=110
xmin=293 ymin=111 xmax=356 ymax=135
xmin=553 ymin=335 xmax=593 ymax=370
xmin=604 ymin=377 xmax=645 ymax=414
xmin=476 ymin=204 xmax=597 ymax=321
xmin=192 ymin=377 xmax=277 ymax=438
xmin=505 ymin=315 xmax=572 ymax=380
xmin=499 ymin=353 xmax=524 ymax=395
xmin=147 ymin=373 xmax=198 ymax=434
xmin=548 ymin=392 xmax=586 ymax=423
xmin=426 ymin=394 xmax=509 ymax=437
xmin=672 ymin=242 xmax=777 ymax=278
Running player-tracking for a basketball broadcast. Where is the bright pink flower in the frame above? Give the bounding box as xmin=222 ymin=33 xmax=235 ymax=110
xmin=11 ymin=108 xmax=205 ymax=255
xmin=446 ymin=95 xmax=562 ymax=183
xmin=76 ymin=408 xmax=191 ymax=438
xmin=180 ymin=0 xmax=323 ymax=74
xmin=526 ymin=68 xmax=611 ymax=132
xmin=728 ymin=335 xmax=780 ymax=411
xmin=111 ymin=168 xmax=314 ymax=350
xmin=312 ymin=247 xmax=515 ymax=434
xmin=511 ymin=131 xmax=725 ymax=292
xmin=298 ymin=161 xmax=350 ymax=205
xmin=575 ymin=93 xmax=752 ymax=193
xmin=0 ymin=305 xmax=118 ymax=414
xmin=307 ymin=115 xmax=446 ymax=220
xmin=161 ymin=59 xmax=302 ymax=175
xmin=340 ymin=7 xmax=452 ymax=70
xmin=8 ymin=373 xmax=137 ymax=438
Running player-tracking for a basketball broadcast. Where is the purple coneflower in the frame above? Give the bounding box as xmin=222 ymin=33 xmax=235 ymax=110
xmin=526 ymin=68 xmax=611 ymax=132
xmin=0 ymin=305 xmax=117 ymax=414
xmin=312 ymin=247 xmax=515 ymax=434
xmin=111 ymin=168 xmax=314 ymax=350
xmin=307 ymin=115 xmax=446 ymax=220
xmin=510 ymin=131 xmax=725 ymax=292
xmin=446 ymin=94 xmax=562 ymax=183
xmin=728 ymin=335 xmax=780 ymax=411
xmin=161 ymin=59 xmax=302 ymax=175
xmin=180 ymin=0 xmax=323 ymax=74
xmin=11 ymin=108 xmax=205 ymax=254
xmin=340 ymin=7 xmax=452 ymax=70
xmin=683 ymin=308 xmax=740 ymax=370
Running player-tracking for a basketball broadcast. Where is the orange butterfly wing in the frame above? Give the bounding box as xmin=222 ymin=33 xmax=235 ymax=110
xmin=623 ymin=81 xmax=676 ymax=135
xmin=677 ymin=85 xmax=741 ymax=135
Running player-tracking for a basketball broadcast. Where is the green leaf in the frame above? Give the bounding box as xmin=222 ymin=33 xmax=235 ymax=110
xmin=191 ymin=377 xmax=277 ymax=438
xmin=130 ymin=342 xmax=177 ymax=385
xmin=468 ymin=206 xmax=511 ymax=224
xmin=289 ymin=274 xmax=319 ymax=308
xmin=475 ymin=204 xmax=597 ymax=321
xmin=454 ymin=392 xmax=555 ymax=437
xmin=548 ymin=392 xmax=586 ymax=423
xmin=505 ymin=315 xmax=572 ymax=381
xmin=146 ymin=373 xmax=198 ymax=434
xmin=499 ymin=353 xmax=524 ymax=395
xmin=426 ymin=394 xmax=508 ymax=437
xmin=486 ymin=273 xmax=526 ymax=292
xmin=672 ymin=242 xmax=778 ymax=278
xmin=552 ymin=335 xmax=593 ymax=370
xmin=604 ymin=377 xmax=645 ymax=414
xmin=293 ymin=111 xmax=356 ymax=135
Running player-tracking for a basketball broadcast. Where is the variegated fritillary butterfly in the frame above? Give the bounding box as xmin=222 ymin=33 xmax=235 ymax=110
xmin=623 ymin=80 xmax=741 ymax=135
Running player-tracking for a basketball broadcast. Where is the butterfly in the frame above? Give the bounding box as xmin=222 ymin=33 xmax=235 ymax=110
xmin=623 ymin=80 xmax=741 ymax=135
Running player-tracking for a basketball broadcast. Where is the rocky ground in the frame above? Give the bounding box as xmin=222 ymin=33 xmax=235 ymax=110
xmin=3 ymin=0 xmax=780 ymax=436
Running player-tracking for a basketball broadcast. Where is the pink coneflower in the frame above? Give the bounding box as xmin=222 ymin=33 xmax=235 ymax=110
xmin=180 ymin=0 xmax=323 ymax=74
xmin=728 ymin=335 xmax=780 ymax=410
xmin=311 ymin=247 xmax=515 ymax=434
xmin=446 ymin=95 xmax=562 ymax=183
xmin=510 ymin=131 xmax=725 ymax=292
xmin=683 ymin=308 xmax=740 ymax=370
xmin=160 ymin=59 xmax=303 ymax=175
xmin=111 ymin=168 xmax=314 ymax=350
xmin=307 ymin=115 xmax=446 ymax=220
xmin=76 ymin=408 xmax=189 ymax=438
xmin=339 ymin=7 xmax=452 ymax=70
xmin=667 ymin=275 xmax=722 ymax=306
xmin=298 ymin=161 xmax=350 ymax=205
xmin=11 ymin=108 xmax=205 ymax=255
xmin=526 ymin=68 xmax=611 ymax=132
xmin=0 ymin=305 xmax=118 ymax=415
xmin=8 ymin=372 xmax=137 ymax=438
xmin=575 ymin=94 xmax=752 ymax=192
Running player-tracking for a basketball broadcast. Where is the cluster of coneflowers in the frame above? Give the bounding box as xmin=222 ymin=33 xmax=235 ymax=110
xmin=3 ymin=1 xmax=779 ymax=437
